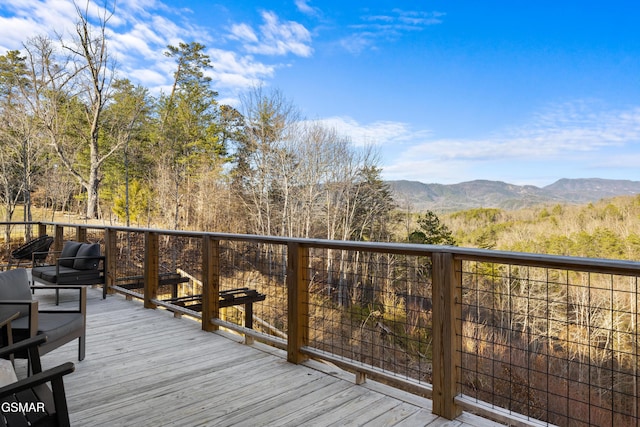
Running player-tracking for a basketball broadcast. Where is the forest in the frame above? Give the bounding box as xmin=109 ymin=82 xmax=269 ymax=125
xmin=443 ymin=195 xmax=640 ymax=261
xmin=0 ymin=2 xmax=399 ymax=245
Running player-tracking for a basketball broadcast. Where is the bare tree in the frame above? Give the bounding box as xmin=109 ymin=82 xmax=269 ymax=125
xmin=235 ymin=86 xmax=300 ymax=236
xmin=0 ymin=49 xmax=43 ymax=240
xmin=0 ymin=139 xmax=23 ymax=245
xmin=19 ymin=1 xmax=118 ymax=220
xmin=55 ymin=0 xmax=116 ymax=218
xmin=287 ymin=122 xmax=338 ymax=238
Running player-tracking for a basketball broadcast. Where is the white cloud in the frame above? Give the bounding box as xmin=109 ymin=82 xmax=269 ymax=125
xmin=393 ymin=104 xmax=640 ymax=164
xmin=0 ymin=0 xmax=289 ymax=98
xmin=390 ymin=9 xmax=445 ymax=27
xmin=338 ymin=33 xmax=378 ymax=54
xmin=230 ymin=23 xmax=259 ymax=44
xmin=126 ymin=68 xmax=167 ymax=87
xmin=380 ymin=102 xmax=640 ymax=185
xmin=0 ymin=0 xmax=77 ymax=52
xmin=231 ymin=11 xmax=313 ymax=57
xmin=0 ymin=16 xmax=35 ymax=52
xmin=295 ymin=0 xmax=320 ymax=17
xmin=315 ymin=116 xmax=432 ymax=147
xmin=207 ymin=48 xmax=275 ymax=90
xmin=340 ymin=8 xmax=444 ymax=53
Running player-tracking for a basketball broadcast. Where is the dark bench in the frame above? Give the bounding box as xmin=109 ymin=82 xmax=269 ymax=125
xmin=31 ymin=241 xmax=106 ymax=304
xmin=116 ymin=273 xmax=190 ymax=299
xmin=164 ymin=288 xmax=266 ymax=329
xmin=115 ymin=274 xmax=266 ymax=328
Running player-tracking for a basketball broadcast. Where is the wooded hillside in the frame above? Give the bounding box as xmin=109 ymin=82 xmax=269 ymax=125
xmin=442 ymin=195 xmax=640 ymax=261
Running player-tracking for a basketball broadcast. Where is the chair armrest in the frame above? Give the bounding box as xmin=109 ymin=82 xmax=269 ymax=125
xmin=0 ymin=301 xmax=38 ymax=337
xmin=0 ymin=300 xmax=38 ymax=310
xmin=0 ymin=362 xmax=74 ymax=398
xmin=31 ymin=285 xmax=89 ymax=291
xmin=0 ymin=313 xmax=20 ymax=361
xmin=0 ymin=313 xmax=19 ymax=329
xmin=0 ymin=335 xmax=47 ymax=359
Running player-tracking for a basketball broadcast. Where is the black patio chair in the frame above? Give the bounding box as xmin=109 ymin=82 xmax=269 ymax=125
xmin=9 ymin=236 xmax=54 ymax=268
xmin=0 ymin=313 xmax=74 ymax=427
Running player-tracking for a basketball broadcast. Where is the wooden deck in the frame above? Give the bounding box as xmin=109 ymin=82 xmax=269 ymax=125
xmin=21 ymin=286 xmax=503 ymax=427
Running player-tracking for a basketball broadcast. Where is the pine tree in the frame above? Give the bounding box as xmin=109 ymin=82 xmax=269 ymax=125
xmin=409 ymin=210 xmax=456 ymax=245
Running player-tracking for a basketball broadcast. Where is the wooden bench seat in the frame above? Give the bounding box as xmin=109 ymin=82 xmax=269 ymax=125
xmin=115 ymin=273 xmax=190 ymax=299
xmin=164 ymin=288 xmax=266 ymax=329
xmin=114 ymin=274 xmax=266 ymax=329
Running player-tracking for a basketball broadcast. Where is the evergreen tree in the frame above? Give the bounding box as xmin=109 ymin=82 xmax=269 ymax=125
xmin=409 ymin=210 xmax=456 ymax=245
xmin=154 ymin=42 xmax=226 ymax=229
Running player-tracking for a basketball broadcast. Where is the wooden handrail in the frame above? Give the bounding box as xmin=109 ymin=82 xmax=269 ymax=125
xmin=33 ymin=221 xmax=640 ymax=276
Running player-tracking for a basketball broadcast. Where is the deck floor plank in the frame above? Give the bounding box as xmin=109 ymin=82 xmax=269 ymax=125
xmin=226 ymin=378 xmax=358 ymax=426
xmin=24 ymin=287 xmax=503 ymax=426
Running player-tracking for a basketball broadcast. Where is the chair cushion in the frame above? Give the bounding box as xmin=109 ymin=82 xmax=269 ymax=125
xmin=31 ymin=266 xmax=71 ymax=283
xmin=59 ymin=241 xmax=83 ymax=267
xmin=12 ymin=313 xmax=83 ymax=344
xmin=31 ymin=266 xmax=101 ymax=284
xmin=0 ymin=269 xmax=32 ymax=320
xmin=0 ymin=359 xmax=17 ymax=387
xmin=73 ymin=243 xmax=101 ymax=270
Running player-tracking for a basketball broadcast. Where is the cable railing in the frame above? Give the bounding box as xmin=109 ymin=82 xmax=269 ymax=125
xmin=1 ymin=221 xmax=639 ymax=426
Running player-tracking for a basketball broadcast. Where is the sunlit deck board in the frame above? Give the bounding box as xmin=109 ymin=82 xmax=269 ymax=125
xmin=19 ymin=286 xmax=503 ymax=427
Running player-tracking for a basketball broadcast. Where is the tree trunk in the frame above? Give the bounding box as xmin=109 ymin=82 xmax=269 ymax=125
xmin=86 ymin=165 xmax=100 ymax=219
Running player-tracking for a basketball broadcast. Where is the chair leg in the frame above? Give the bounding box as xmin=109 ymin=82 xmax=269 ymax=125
xmin=56 ymin=289 xmax=60 ymax=305
xmin=51 ymin=376 xmax=72 ymax=427
xmin=78 ymin=336 xmax=85 ymax=361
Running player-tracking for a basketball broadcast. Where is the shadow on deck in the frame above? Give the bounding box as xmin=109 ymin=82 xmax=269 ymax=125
xmin=21 ymin=286 xmax=503 ymax=427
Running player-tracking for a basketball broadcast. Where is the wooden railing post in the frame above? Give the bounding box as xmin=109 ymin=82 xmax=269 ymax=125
xmin=432 ymin=251 xmax=463 ymax=420
xmin=201 ymin=235 xmax=220 ymax=332
xmin=75 ymin=226 xmax=87 ymax=242
xmin=144 ymin=231 xmax=159 ymax=309
xmin=104 ymin=228 xmax=117 ymax=296
xmin=37 ymin=223 xmax=47 ymax=238
xmin=287 ymin=242 xmax=309 ymax=364
xmin=53 ymin=225 xmax=64 ymax=253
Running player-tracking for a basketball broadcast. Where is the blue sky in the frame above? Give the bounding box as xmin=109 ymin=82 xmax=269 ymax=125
xmin=1 ymin=1 xmax=640 ymax=186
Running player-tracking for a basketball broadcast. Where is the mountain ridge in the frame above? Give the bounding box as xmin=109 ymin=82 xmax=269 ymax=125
xmin=388 ymin=178 xmax=640 ymax=212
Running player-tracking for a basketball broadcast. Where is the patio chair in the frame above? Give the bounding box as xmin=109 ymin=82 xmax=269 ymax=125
xmin=0 ymin=313 xmax=74 ymax=427
xmin=9 ymin=235 xmax=54 ymax=268
xmin=0 ymin=269 xmax=86 ymax=362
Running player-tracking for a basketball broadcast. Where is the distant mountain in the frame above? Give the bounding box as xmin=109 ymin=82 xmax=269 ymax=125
xmin=388 ymin=178 xmax=640 ymax=212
